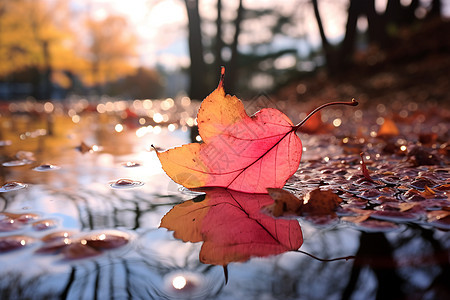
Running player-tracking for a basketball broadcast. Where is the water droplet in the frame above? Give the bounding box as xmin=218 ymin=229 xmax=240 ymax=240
xmin=62 ymin=243 xmax=102 ymax=259
xmin=122 ymin=161 xmax=141 ymax=168
xmin=0 ymin=217 xmax=22 ymax=232
xmin=32 ymin=219 xmax=58 ymax=231
xmin=33 ymin=164 xmax=61 ymax=172
xmin=0 ymin=181 xmax=28 ymax=192
xmin=0 ymin=235 xmax=34 ymax=253
xmin=2 ymin=160 xmax=33 ymax=167
xmin=15 ymin=151 xmax=35 ymax=161
xmin=0 ymin=140 xmax=12 ymax=146
xmin=41 ymin=231 xmax=74 ymax=243
xmin=35 ymin=239 xmax=72 ymax=254
xmin=12 ymin=212 xmax=40 ymax=224
xmin=163 ymin=271 xmax=207 ymax=298
xmin=83 ymin=231 xmax=129 ymax=250
xmin=109 ymin=179 xmax=144 ymax=189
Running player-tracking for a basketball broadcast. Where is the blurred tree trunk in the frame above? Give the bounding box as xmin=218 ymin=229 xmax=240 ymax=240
xmin=311 ymin=0 xmax=336 ymax=74
xmin=313 ymin=0 xmax=390 ymax=75
xmin=226 ymin=0 xmax=243 ymax=94
xmin=339 ymin=0 xmax=365 ymax=68
xmin=366 ymin=0 xmax=389 ymax=47
xmin=429 ymin=0 xmax=442 ymax=18
xmin=41 ymin=40 xmax=52 ymax=99
xmin=214 ymin=0 xmax=224 ymax=73
xmin=342 ymin=232 xmax=405 ymax=300
xmin=185 ymin=0 xmax=208 ymax=100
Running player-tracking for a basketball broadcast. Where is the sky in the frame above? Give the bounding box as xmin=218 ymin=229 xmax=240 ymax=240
xmin=72 ymin=0 xmax=189 ymax=70
xmin=70 ymin=0 xmax=450 ymax=71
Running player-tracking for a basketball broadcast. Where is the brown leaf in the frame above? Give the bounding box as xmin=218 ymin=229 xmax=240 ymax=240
xmin=341 ymin=214 xmax=371 ymax=223
xmin=266 ymin=188 xmax=342 ymax=216
xmin=421 ymin=186 xmax=436 ymax=198
xmin=377 ymin=118 xmax=399 ymax=138
xmin=360 ymin=152 xmax=375 ymax=183
xmin=399 ymin=202 xmax=419 ymax=212
xmin=408 ymin=146 xmax=442 ymax=166
xmin=266 ymin=188 xmax=303 ymax=217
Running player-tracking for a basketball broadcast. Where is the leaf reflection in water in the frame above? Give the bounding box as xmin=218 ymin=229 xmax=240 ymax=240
xmin=160 ymin=188 xmax=303 ymax=266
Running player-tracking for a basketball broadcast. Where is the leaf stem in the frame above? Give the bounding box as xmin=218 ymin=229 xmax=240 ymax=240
xmin=294 ymin=98 xmax=358 ymax=131
xmin=218 ymin=66 xmax=226 ymax=89
xmin=295 ymin=250 xmax=355 ymax=262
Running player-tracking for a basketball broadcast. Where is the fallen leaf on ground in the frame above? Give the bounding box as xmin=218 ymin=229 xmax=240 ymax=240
xmin=155 ymin=68 xmax=302 ymax=193
xmin=399 ymin=202 xmax=419 ymax=212
xmin=296 ymin=110 xmax=332 ymax=134
xmin=359 ymin=152 xmax=375 ymax=183
xmin=266 ymin=188 xmax=303 ymax=217
xmin=265 ymin=188 xmax=342 ymax=217
xmin=421 ymin=186 xmax=436 ymax=197
xmin=341 ymin=214 xmax=371 ymax=223
xmin=407 ymin=146 xmax=442 ymax=166
xmin=155 ymin=68 xmax=357 ymax=193
xmin=377 ymin=118 xmax=399 ymax=138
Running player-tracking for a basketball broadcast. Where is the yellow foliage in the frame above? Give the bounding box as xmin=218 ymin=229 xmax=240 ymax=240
xmin=0 ymin=0 xmax=138 ymax=87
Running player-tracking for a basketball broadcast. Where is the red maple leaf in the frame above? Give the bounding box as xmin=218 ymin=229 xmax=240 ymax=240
xmin=155 ymin=67 xmax=357 ymax=193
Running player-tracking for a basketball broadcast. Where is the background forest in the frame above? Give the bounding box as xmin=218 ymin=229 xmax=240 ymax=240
xmin=0 ymin=0 xmax=448 ymax=103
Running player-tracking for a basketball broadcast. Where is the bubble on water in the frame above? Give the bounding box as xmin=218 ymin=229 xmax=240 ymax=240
xmin=122 ymin=161 xmax=141 ymax=168
xmin=0 ymin=218 xmax=22 ymax=232
xmin=83 ymin=231 xmax=130 ymax=250
xmin=15 ymin=151 xmax=35 ymax=161
xmin=41 ymin=231 xmax=74 ymax=243
xmin=0 ymin=181 xmax=28 ymax=192
xmin=162 ymin=271 xmax=214 ymax=299
xmin=178 ymin=186 xmax=206 ymax=196
xmin=62 ymin=243 xmax=102 ymax=260
xmin=33 ymin=164 xmax=61 ymax=172
xmin=0 ymin=235 xmax=35 ymax=253
xmin=0 ymin=140 xmax=12 ymax=146
xmin=109 ymin=179 xmax=144 ymax=189
xmin=32 ymin=219 xmax=58 ymax=231
xmin=1 ymin=212 xmax=40 ymax=224
xmin=2 ymin=160 xmax=33 ymax=167
xmin=35 ymin=238 xmax=73 ymax=254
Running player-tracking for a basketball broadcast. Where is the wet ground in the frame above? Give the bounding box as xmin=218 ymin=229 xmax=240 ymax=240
xmin=0 ymin=97 xmax=449 ymax=299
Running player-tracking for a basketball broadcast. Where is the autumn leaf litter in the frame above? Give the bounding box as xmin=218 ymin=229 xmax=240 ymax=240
xmin=156 ymin=68 xmax=449 ymax=232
